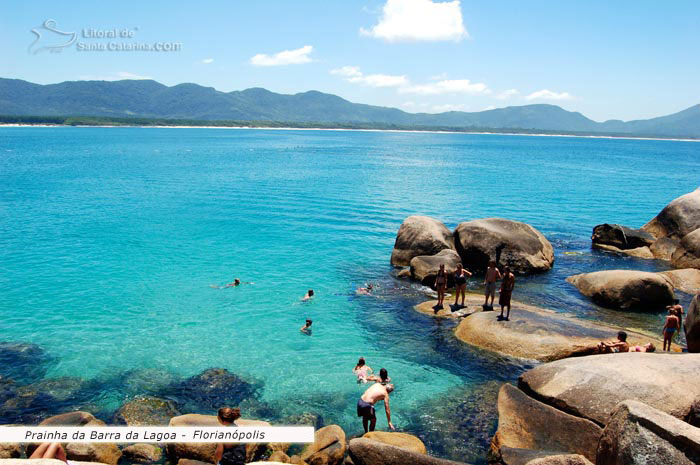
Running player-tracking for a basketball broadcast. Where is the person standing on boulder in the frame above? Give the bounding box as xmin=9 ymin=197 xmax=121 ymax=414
xmin=357 ymin=382 xmax=395 ymax=433
xmin=453 ymin=263 xmax=472 ymax=309
xmin=434 ymin=264 xmax=448 ymax=309
xmin=498 ymin=266 xmax=515 ymax=320
xmin=662 ymin=308 xmax=680 ymax=351
xmin=483 ymin=261 xmax=502 ymax=308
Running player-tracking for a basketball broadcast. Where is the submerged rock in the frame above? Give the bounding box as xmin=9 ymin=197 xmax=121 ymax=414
xmin=518 ymin=353 xmax=700 ymax=426
xmin=391 ymin=216 xmax=455 ymax=267
xmin=597 ymin=400 xmax=700 ymax=465
xmin=453 ymin=218 xmax=553 ymax=274
xmin=0 ymin=342 xmax=50 ymax=384
xmin=671 ymin=228 xmax=700 ymax=269
xmin=0 ymin=376 xmax=90 ymax=424
xmin=113 ymin=396 xmax=180 ymax=425
xmin=453 ymin=295 xmax=661 ymax=361
xmin=491 ymin=384 xmax=601 ymax=463
xmin=643 ymin=189 xmax=700 ymax=240
xmin=410 ymin=249 xmax=462 ymax=287
xmin=591 ymin=224 xmax=655 ymax=250
xmin=566 ymin=270 xmax=675 ymax=311
xmin=167 ymin=368 xmax=259 ymax=412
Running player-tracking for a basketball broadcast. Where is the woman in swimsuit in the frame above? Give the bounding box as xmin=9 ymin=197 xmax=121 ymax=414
xmin=215 ymin=407 xmax=246 ymax=465
xmin=630 ymin=342 xmax=656 ymax=352
xmin=353 ymin=357 xmax=374 ymax=383
xmin=434 ymin=264 xmax=447 ymax=309
xmin=453 ymin=263 xmax=472 ymax=309
xmin=662 ymin=308 xmax=680 ymax=351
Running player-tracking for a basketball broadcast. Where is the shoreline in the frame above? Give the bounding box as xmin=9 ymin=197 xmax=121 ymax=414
xmin=1 ymin=123 xmax=698 ymax=143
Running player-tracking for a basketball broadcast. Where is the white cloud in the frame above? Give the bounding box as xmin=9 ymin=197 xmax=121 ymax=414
xmin=481 ymin=105 xmax=497 ymax=111
xmin=524 ymin=89 xmax=574 ymax=101
xmin=201 ymin=58 xmax=214 ymax=64
xmin=78 ymin=71 xmax=152 ymax=81
xmin=331 ymin=66 xmax=408 ymax=88
xmin=430 ymin=103 xmax=467 ymax=112
xmin=250 ymin=45 xmax=313 ymax=66
xmin=400 ymin=79 xmax=490 ymax=95
xmin=401 ymin=101 xmax=468 ymax=113
xmin=496 ymin=89 xmax=519 ymax=100
xmin=361 ymin=0 xmax=468 ymax=42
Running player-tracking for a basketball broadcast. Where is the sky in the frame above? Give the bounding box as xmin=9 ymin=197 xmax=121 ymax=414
xmin=1 ymin=0 xmax=699 ymax=121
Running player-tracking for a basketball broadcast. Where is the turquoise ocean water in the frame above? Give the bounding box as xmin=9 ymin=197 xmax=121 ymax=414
xmin=1 ymin=127 xmax=699 ymax=462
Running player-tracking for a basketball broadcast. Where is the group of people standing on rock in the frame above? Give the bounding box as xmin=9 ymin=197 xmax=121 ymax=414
xmin=433 ymin=260 xmax=516 ymax=320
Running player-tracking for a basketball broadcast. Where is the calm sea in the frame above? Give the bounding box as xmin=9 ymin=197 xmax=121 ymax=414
xmin=1 ymin=127 xmax=698 ymax=462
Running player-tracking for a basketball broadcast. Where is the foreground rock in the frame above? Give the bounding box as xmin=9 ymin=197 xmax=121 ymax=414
xmin=643 ymin=189 xmax=700 ymax=240
xmin=658 ymin=268 xmax=700 ymax=294
xmin=300 ymin=425 xmax=346 ymax=465
xmin=0 ymin=442 xmax=22 ymax=459
xmin=566 ymin=270 xmax=675 ymax=311
xmin=414 ymin=298 xmax=478 ymax=319
xmin=519 ymin=353 xmax=700 ymax=426
xmin=121 ymin=444 xmax=162 ymax=464
xmin=362 ymin=432 xmax=426 ymax=455
xmin=453 ymin=295 xmax=662 ymax=361
xmin=592 ymin=224 xmax=655 ymax=250
xmin=391 ymin=216 xmax=455 ymax=267
xmin=525 ymin=456 xmax=593 ymax=465
xmin=0 ymin=461 xmax=110 ymax=465
xmin=498 ymin=448 xmax=593 ymax=465
xmin=491 ymin=384 xmax=601 ymax=463
xmin=348 ymin=438 xmax=469 ymax=465
xmin=453 ymin=218 xmax=554 ymax=274
xmin=687 ymin=295 xmax=700 ymax=353
xmin=410 ymin=249 xmax=462 ymax=287
xmin=114 ymin=396 xmax=180 ymax=425
xmin=597 ymin=400 xmax=700 ymax=465
xmin=166 ymin=414 xmax=271 ymax=463
xmin=672 ymin=229 xmax=700 ymax=269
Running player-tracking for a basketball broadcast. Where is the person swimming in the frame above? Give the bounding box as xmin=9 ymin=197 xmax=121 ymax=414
xmin=300 ymin=319 xmax=312 ymax=335
xmin=302 ymin=289 xmax=315 ymax=301
xmin=353 ymin=357 xmax=374 ymax=383
xmin=357 ymin=283 xmax=374 ymax=295
xmin=366 ymin=367 xmax=391 ymax=384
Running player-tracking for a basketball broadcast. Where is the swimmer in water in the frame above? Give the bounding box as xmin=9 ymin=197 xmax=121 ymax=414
xmin=300 ymin=319 xmax=312 ymax=335
xmin=357 ymin=283 xmax=374 ymax=295
xmin=353 ymin=357 xmax=374 ymax=383
xmin=302 ymin=289 xmax=315 ymax=301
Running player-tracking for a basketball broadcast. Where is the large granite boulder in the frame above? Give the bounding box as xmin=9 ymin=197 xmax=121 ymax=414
xmin=167 ymin=368 xmax=259 ymax=412
xmin=348 ymin=438 xmax=469 ymax=465
xmin=362 ymin=432 xmax=426 ymax=455
xmin=0 ymin=342 xmax=50 ymax=384
xmin=643 ymin=189 xmax=700 ymax=239
xmin=686 ymin=294 xmax=700 ymax=353
xmin=658 ymin=269 xmax=700 ymax=294
xmin=597 ymin=400 xmax=700 ymax=465
xmin=391 ymin=216 xmax=455 ymax=267
xmin=671 ymin=229 xmax=700 ymax=269
xmin=566 ymin=270 xmax=675 ymax=311
xmin=491 ymin=384 xmax=601 ymax=463
xmin=300 ymin=425 xmax=346 ymax=465
xmin=166 ymin=414 xmax=271 ymax=464
xmin=518 ymin=353 xmax=700 ymax=426
xmin=592 ymin=224 xmax=655 ymax=250
xmin=650 ymin=237 xmax=680 ymax=261
xmin=453 ymin=218 xmax=553 ymax=274
xmin=113 ymin=396 xmax=180 ymax=425
xmin=121 ymin=444 xmax=163 ymax=464
xmin=453 ymin=295 xmax=661 ymax=361
xmin=410 ymin=249 xmax=462 ymax=287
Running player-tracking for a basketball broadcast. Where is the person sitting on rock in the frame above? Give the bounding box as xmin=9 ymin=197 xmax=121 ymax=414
xmin=30 ymin=443 xmax=68 ymax=463
xmin=629 ymin=342 xmax=656 ymax=352
xmin=215 ymin=407 xmax=246 ymax=465
xmin=453 ymin=263 xmax=472 ymax=309
xmin=498 ymin=266 xmax=515 ymax=321
xmin=483 ymin=261 xmax=502 ymax=309
xmin=353 ymin=356 xmax=374 ymax=383
xmin=302 ymin=289 xmax=315 ymax=301
xmin=357 ymin=381 xmax=395 ymax=433
xmin=300 ymin=319 xmax=312 ymax=335
xmin=597 ymin=331 xmax=630 ymax=353
xmin=434 ymin=264 xmax=448 ymax=310
xmin=662 ymin=308 xmax=680 ymax=351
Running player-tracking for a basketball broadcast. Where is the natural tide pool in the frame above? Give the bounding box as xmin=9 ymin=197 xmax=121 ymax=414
xmin=0 ymin=127 xmax=698 ymax=463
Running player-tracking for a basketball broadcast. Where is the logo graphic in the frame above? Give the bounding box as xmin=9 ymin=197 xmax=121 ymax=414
xmin=28 ymin=19 xmax=76 ymax=54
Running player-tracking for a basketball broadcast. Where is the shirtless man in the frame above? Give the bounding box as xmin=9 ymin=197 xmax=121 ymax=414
xmin=357 ymin=382 xmax=395 ymax=433
xmin=662 ymin=308 xmax=680 ymax=351
xmin=483 ymin=261 xmax=502 ymax=308
xmin=666 ymin=299 xmax=683 ymax=340
xmin=597 ymin=331 xmax=630 ymax=353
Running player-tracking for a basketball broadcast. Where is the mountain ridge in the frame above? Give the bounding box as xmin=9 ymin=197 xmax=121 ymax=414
xmin=0 ymin=78 xmax=698 ymax=138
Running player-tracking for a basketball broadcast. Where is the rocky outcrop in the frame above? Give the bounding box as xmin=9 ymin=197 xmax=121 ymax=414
xmin=390 ymin=216 xmax=455 ymax=267
xmin=525 ymin=455 xmax=593 ymax=465
xmin=348 ymin=438 xmax=470 ymax=465
xmin=121 ymin=444 xmax=163 ymax=464
xmin=593 ymin=243 xmax=654 ymax=259
xmin=518 ymin=353 xmax=700 ymax=426
xmin=113 ymin=396 xmax=180 ymax=426
xmin=300 ymin=425 xmax=346 ymax=465
xmin=592 ymin=224 xmax=655 ymax=250
xmin=566 ymin=270 xmax=675 ymax=311
xmin=453 ymin=218 xmax=553 ymax=274
xmin=643 ymin=189 xmax=700 ymax=239
xmin=410 ymin=249 xmax=462 ymax=287
xmin=0 ymin=442 xmax=22 ymax=458
xmin=362 ymin=432 xmax=426 ymax=455
xmin=658 ymin=269 xmax=700 ymax=294
xmin=650 ymin=236 xmax=680 ymax=260
xmin=671 ymin=229 xmax=700 ymax=269
xmin=453 ymin=295 xmax=661 ymax=361
xmin=491 ymin=384 xmax=601 ymax=462
xmin=597 ymin=400 xmax=700 ymax=465
xmin=687 ymin=294 xmax=700 ymax=353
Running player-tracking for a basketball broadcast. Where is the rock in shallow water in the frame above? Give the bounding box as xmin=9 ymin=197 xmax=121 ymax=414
xmin=410 ymin=249 xmax=462 ymax=287
xmin=391 ymin=216 xmax=455 ymax=267
xmin=0 ymin=342 xmax=50 ymax=384
xmin=591 ymin=224 xmax=655 ymax=250
xmin=165 ymin=368 xmax=260 ymax=412
xmin=566 ymin=270 xmax=675 ymax=311
xmin=453 ymin=218 xmax=554 ymax=274
xmin=643 ymin=189 xmax=700 ymax=240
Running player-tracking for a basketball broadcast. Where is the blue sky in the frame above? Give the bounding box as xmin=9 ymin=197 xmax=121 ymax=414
xmin=2 ymin=0 xmax=699 ymax=121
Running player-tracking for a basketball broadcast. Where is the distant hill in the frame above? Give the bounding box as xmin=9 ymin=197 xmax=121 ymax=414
xmin=0 ymin=78 xmax=698 ymax=138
